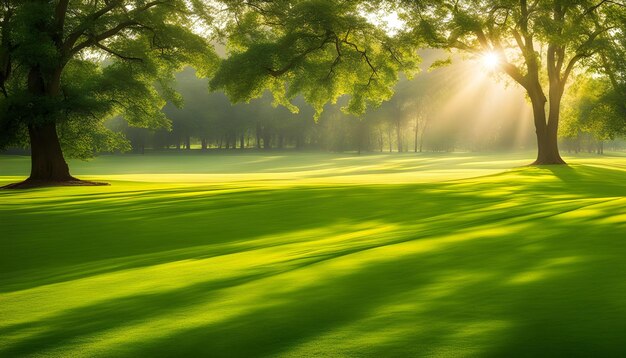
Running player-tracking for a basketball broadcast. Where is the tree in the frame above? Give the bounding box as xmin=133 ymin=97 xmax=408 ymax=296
xmin=561 ymin=73 xmax=626 ymax=153
xmin=400 ymin=0 xmax=626 ymax=164
xmin=0 ymin=0 xmax=217 ymax=187
xmin=210 ymin=0 xmax=420 ymax=119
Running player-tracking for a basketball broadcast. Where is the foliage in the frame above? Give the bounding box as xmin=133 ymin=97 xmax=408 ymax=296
xmin=0 ymin=0 xmax=218 ymax=158
xmin=211 ymin=0 xmax=421 ymax=117
xmin=561 ymin=74 xmax=626 ymax=141
xmin=396 ymin=0 xmax=626 ymax=162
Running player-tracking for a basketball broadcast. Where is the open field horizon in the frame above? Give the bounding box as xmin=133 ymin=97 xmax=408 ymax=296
xmin=2 ymin=152 xmax=626 ymax=357
xmin=3 ymin=150 xmax=625 ymax=185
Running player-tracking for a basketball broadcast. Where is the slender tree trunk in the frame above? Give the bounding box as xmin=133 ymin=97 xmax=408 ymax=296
xmin=396 ymin=121 xmax=403 ymax=153
xmin=357 ymin=122 xmax=362 ymax=155
xmin=256 ymin=122 xmax=262 ymax=149
xmin=414 ymin=116 xmax=419 ymax=153
xmin=419 ymin=120 xmax=427 ymax=153
xmin=240 ymin=133 xmax=245 ymax=149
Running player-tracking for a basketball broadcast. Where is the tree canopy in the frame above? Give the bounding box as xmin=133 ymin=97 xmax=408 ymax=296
xmin=396 ymin=0 xmax=626 ymax=163
xmin=0 ymin=0 xmax=217 ymax=186
xmin=1 ymin=0 xmax=625 ymax=187
xmin=210 ymin=0 xmax=421 ymax=116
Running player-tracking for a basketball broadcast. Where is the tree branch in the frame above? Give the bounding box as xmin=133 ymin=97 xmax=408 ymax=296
xmin=63 ymin=0 xmax=123 ymax=55
xmin=267 ymin=32 xmax=333 ymax=77
xmin=94 ymin=42 xmax=143 ymax=61
xmin=64 ymin=0 xmax=166 ymax=57
xmin=54 ymin=0 xmax=70 ymax=37
xmin=70 ymin=21 xmax=137 ymax=56
xmin=562 ymin=53 xmax=587 ymax=85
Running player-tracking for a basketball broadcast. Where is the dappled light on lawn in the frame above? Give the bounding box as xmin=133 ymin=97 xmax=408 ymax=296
xmin=1 ymin=153 xmax=626 ymax=356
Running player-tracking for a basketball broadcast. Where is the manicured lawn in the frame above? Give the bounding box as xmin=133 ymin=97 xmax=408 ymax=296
xmin=1 ymin=152 xmax=626 ymax=357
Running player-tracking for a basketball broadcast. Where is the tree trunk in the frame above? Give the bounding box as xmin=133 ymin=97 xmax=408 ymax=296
xmin=357 ymin=123 xmax=362 ymax=155
xmin=419 ymin=120 xmax=427 ymax=153
xmin=414 ymin=117 xmax=419 ymax=153
xmin=396 ymin=121 xmax=403 ymax=153
xmin=4 ymin=67 xmax=105 ymax=188
xmin=28 ymin=66 xmax=71 ymax=182
xmin=28 ymin=122 xmax=73 ymax=181
xmin=529 ymin=90 xmax=565 ymax=165
xmin=526 ymin=41 xmax=568 ymax=165
xmin=256 ymin=122 xmax=262 ymax=149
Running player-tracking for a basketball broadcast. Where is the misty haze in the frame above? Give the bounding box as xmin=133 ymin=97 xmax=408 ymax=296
xmin=1 ymin=1 xmax=625 ymax=357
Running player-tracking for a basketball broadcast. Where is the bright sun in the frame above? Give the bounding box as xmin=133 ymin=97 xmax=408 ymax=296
xmin=481 ymin=52 xmax=500 ymax=70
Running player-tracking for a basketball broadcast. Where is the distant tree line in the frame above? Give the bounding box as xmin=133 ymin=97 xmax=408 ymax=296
xmin=1 ymin=0 xmax=625 ymax=187
xmin=107 ymin=63 xmax=625 ymax=155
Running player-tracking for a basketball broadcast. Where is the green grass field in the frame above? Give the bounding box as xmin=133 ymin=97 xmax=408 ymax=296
xmin=1 ymin=152 xmax=626 ymax=357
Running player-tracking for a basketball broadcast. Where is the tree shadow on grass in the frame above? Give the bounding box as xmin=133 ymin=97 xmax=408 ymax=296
xmin=0 ymin=164 xmax=625 ymax=356
xmin=123 ymin=217 xmax=626 ymax=357
xmin=2 ymin=164 xmax=625 ymax=291
xmin=2 ymin=209 xmax=625 ymax=357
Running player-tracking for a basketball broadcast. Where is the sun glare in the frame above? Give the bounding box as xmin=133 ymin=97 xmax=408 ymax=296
xmin=481 ymin=52 xmax=500 ymax=70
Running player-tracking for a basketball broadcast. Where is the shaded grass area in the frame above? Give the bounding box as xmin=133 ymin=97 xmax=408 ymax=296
xmin=1 ymin=153 xmax=626 ymax=357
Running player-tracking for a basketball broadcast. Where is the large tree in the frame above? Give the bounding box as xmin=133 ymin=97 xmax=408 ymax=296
xmin=0 ymin=0 xmax=217 ymax=187
xmin=399 ymin=0 xmax=626 ymax=164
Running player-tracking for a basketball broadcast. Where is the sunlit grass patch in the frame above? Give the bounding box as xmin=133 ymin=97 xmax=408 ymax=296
xmin=1 ymin=152 xmax=626 ymax=356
